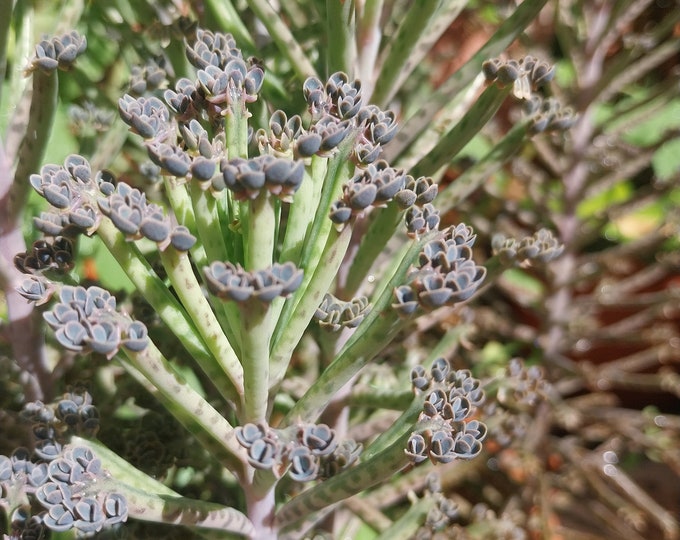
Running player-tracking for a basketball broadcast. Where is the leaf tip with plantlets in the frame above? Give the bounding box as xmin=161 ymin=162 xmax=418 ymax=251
xmin=406 ymin=358 xmax=487 ymax=466
xmin=314 ymin=293 xmax=371 ymax=331
xmin=482 ymin=54 xmax=576 ymax=135
xmin=1 ymin=390 xmax=127 ymax=539
xmin=40 ymin=285 xmax=149 ymax=360
xmin=392 ymin=224 xmax=486 ymax=317
xmin=492 ymin=228 xmax=565 ymax=266
xmin=24 ymin=30 xmax=87 ymax=75
xmin=234 ymin=420 xmax=359 ymax=483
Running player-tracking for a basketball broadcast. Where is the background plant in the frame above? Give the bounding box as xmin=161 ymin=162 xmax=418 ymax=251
xmin=1 ymin=1 xmax=679 ymax=539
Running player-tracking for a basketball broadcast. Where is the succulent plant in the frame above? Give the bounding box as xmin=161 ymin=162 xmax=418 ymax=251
xmin=1 ymin=2 xmax=679 ymax=540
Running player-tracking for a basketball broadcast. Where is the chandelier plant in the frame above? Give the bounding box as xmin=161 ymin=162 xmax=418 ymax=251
xmin=2 ymin=1 xmax=678 ymax=539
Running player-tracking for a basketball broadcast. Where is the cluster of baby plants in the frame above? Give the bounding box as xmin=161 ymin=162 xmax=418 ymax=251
xmin=1 ymin=0 xmax=679 ymax=539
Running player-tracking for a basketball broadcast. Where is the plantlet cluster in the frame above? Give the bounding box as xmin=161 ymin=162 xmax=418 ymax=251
xmin=0 ymin=388 xmax=127 ymax=539
xmin=7 ymin=21 xmax=494 ymax=539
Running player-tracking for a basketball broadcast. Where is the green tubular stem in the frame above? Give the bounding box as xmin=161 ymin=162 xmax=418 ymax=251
xmin=367 ymin=221 xmax=420 ymax=304
xmin=341 ymin=201 xmax=404 ymax=298
xmin=394 ymin=74 xmax=484 ymax=172
xmin=408 ymin=83 xmax=512 ymax=179
xmin=244 ymin=0 xmax=317 ymax=81
xmin=190 ymin=182 xmax=230 ymax=263
xmin=272 ymin=141 xmax=354 ymax=351
xmin=370 ymin=0 xmax=443 ymax=108
xmin=295 ymin=145 xmax=354 ymax=282
xmin=283 ymin=231 xmax=437 ymax=425
xmin=225 ymin=191 xmax=245 ymax=264
xmin=273 ymin=157 xmax=327 ymax=333
xmin=292 ymin=154 xmax=329 ymax=261
xmin=164 ymin=180 xmax=243 ymax=354
xmin=158 ymin=246 xmax=244 ymax=409
xmin=218 ymin=297 xmax=244 ymax=358
xmin=202 ymin=0 xmax=255 ymax=53
xmin=240 ymin=300 xmax=272 ymax=423
xmin=387 ymin=0 xmax=549 ymax=159
xmin=240 ymin=192 xmax=277 ymax=422
xmin=276 ymin=428 xmax=415 ymax=529
xmin=436 ymin=120 xmax=529 ymax=214
xmin=225 ymin=101 xmax=249 ymax=159
xmin=78 ymin=472 xmax=255 ymax=537
xmin=326 ymin=0 xmax=356 ymax=75
xmin=269 ymin=224 xmax=353 ymax=390
xmin=373 ymin=495 xmax=434 ymax=540
xmin=362 ymin=396 xmax=422 ymax=462
xmin=96 ymin=219 xmax=217 ymax=378
xmin=222 ymin=103 xmax=248 ymax=277
xmin=118 ymin=344 xmax=247 ymax=480
xmin=244 ymin=191 xmax=275 ymax=271
xmin=11 ymin=68 xmax=57 ymax=212
xmin=372 ymin=0 xmax=467 ymax=107
xmin=279 ymin=168 xmax=318 ymax=265
xmin=216 ymin=193 xmax=247 ymax=349
xmin=163 ymin=177 xmax=206 ymax=267
xmin=356 ymin=0 xmax=383 ymax=98
xmin=348 ymin=387 xmax=413 ymax=410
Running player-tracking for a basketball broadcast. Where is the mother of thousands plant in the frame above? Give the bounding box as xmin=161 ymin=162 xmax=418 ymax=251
xmin=8 ymin=26 xmax=497 ymax=538
xmin=1 ymin=1 xmax=586 ymax=539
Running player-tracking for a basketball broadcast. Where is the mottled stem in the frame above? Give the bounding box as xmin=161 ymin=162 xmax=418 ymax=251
xmin=408 ymin=83 xmax=512 ymax=180
xmin=240 ymin=191 xmax=277 ymax=423
xmin=284 ymin=231 xmax=435 ymax=424
xmin=119 ymin=343 xmax=247 ymax=479
xmin=0 ymin=66 xmax=59 ymax=400
xmin=269 ymin=225 xmax=353 ymax=390
xmin=96 ymin=219 xmax=228 ymax=394
xmin=276 ymin=428 xmax=415 ymax=529
xmin=326 ymin=0 xmax=356 ymax=75
xmin=244 ymin=484 xmax=276 ymax=540
xmin=244 ymin=0 xmax=317 ymax=81
xmin=159 ymin=246 xmax=245 ymax=412
xmin=85 ymin=476 xmax=255 ymax=537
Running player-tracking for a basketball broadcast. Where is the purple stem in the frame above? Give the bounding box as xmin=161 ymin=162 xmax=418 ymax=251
xmin=0 ymin=140 xmax=50 ymax=401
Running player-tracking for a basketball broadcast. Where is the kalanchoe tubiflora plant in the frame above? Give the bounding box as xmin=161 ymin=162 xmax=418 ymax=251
xmin=3 ymin=1 xmax=679 ymax=539
xmin=7 ymin=24 xmax=495 ymax=538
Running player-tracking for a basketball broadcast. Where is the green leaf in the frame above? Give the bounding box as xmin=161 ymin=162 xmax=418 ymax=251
xmin=652 ymin=137 xmax=680 ymax=181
